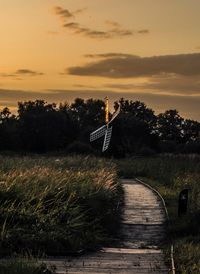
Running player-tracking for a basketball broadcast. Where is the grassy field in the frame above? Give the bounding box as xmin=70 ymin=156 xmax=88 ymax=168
xmin=0 ymin=156 xmax=123 ymax=258
xmin=1 ymin=154 xmax=199 ymax=273
xmin=117 ymin=155 xmax=200 ymax=274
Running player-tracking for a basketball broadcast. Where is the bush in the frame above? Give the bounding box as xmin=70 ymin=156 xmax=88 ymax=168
xmin=182 ymin=142 xmax=200 ymax=154
xmin=138 ymin=147 xmax=156 ymax=156
xmin=67 ymin=141 xmax=97 ymax=155
xmin=159 ymin=140 xmax=176 ymax=153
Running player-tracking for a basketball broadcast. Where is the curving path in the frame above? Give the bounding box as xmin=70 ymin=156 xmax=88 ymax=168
xmin=43 ymin=179 xmax=169 ymax=273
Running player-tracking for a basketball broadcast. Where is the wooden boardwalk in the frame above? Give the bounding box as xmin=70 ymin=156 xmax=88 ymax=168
xmin=43 ymin=179 xmax=169 ymax=273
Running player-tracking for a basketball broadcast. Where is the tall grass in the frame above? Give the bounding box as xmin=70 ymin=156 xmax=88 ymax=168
xmin=116 ymin=155 xmax=200 ymax=274
xmin=0 ymin=156 xmax=123 ymax=256
xmin=117 ymin=154 xmax=200 ymax=185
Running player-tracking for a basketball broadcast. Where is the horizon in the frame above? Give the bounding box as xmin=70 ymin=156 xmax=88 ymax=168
xmin=2 ymin=92 xmax=200 ymax=122
xmin=1 ymin=0 xmax=200 ymax=121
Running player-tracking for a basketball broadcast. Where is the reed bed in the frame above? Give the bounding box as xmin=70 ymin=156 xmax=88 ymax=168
xmin=0 ymin=156 xmax=123 ymax=257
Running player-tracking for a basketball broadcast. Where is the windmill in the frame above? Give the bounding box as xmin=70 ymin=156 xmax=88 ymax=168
xmin=90 ymin=97 xmax=120 ymax=152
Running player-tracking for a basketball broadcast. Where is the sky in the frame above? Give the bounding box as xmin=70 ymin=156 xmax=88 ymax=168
xmin=0 ymin=0 xmax=200 ymax=120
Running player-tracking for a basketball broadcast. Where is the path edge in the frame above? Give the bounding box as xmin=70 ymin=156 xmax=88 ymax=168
xmin=135 ymin=178 xmax=176 ymax=274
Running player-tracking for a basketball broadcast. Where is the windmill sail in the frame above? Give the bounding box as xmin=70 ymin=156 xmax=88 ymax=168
xmin=102 ymin=126 xmax=112 ymax=152
xmin=90 ymin=125 xmax=107 ymax=142
xmin=108 ymin=106 xmax=120 ymax=124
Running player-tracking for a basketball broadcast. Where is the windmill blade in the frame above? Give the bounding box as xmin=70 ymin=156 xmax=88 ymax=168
xmin=90 ymin=125 xmax=107 ymax=142
xmin=102 ymin=126 xmax=112 ymax=152
xmin=108 ymin=106 xmax=120 ymax=124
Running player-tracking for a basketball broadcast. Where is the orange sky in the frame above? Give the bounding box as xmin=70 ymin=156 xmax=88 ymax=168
xmin=0 ymin=0 xmax=200 ymax=120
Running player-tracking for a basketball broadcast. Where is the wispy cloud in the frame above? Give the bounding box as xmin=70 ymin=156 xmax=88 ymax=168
xmin=84 ymin=53 xmax=138 ymax=59
xmin=105 ymin=75 xmax=200 ymax=95
xmin=53 ymin=6 xmax=86 ymax=23
xmin=67 ymin=53 xmax=200 ymax=78
xmin=0 ymin=73 xmax=16 ymax=78
xmin=63 ymin=21 xmax=133 ymax=39
xmin=73 ymin=7 xmax=87 ymax=15
xmin=105 ymin=83 xmax=143 ymax=90
xmin=16 ymin=69 xmax=44 ymax=76
xmin=105 ymin=20 xmax=121 ymax=28
xmin=137 ymin=29 xmax=149 ymax=34
xmin=73 ymin=84 xmax=97 ymax=89
xmin=138 ymin=74 xmax=200 ymax=95
xmin=53 ymin=5 xmax=148 ymax=39
xmin=53 ymin=6 xmax=74 ymax=21
xmin=0 ymin=69 xmax=44 ymax=78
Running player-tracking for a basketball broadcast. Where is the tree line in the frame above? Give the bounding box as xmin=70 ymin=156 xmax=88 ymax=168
xmin=0 ymin=98 xmax=200 ymax=157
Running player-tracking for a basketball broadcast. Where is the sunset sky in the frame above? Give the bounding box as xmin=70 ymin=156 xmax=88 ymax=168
xmin=1 ymin=0 xmax=200 ymax=120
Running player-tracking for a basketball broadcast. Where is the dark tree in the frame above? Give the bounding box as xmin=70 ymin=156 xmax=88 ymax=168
xmin=109 ymin=99 xmax=159 ymax=157
xmin=0 ymin=108 xmax=19 ymax=151
xmin=114 ymin=98 xmax=156 ymax=126
xmin=156 ymin=110 xmax=184 ymax=143
xmin=183 ymin=119 xmax=200 ymax=142
xmin=0 ymin=98 xmax=200 ymax=155
xmin=70 ymin=98 xmax=105 ymax=129
xmin=18 ymin=100 xmax=77 ymax=152
xmin=70 ymin=98 xmax=106 ymax=147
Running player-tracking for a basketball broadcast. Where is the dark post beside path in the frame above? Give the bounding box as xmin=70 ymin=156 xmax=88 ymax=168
xmin=178 ymin=189 xmax=189 ymax=216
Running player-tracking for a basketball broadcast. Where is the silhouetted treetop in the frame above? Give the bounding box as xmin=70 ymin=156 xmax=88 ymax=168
xmin=0 ymin=98 xmax=199 ymax=155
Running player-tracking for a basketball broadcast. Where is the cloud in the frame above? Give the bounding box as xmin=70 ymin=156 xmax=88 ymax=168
xmin=53 ymin=6 xmax=74 ymax=21
xmin=105 ymin=75 xmax=200 ymax=96
xmin=137 ymin=29 xmax=149 ymax=34
xmin=67 ymin=53 xmax=200 ymax=78
xmin=105 ymin=83 xmax=143 ymax=90
xmin=73 ymin=8 xmax=87 ymax=15
xmin=0 ymin=88 xmax=199 ymax=121
xmin=140 ymin=75 xmax=200 ymax=95
xmin=105 ymin=20 xmax=121 ymax=28
xmin=73 ymin=84 xmax=97 ymax=89
xmin=84 ymin=53 xmax=138 ymax=59
xmin=63 ymin=21 xmax=134 ymax=39
xmin=53 ymin=5 xmax=148 ymax=39
xmin=53 ymin=6 xmax=86 ymax=23
xmin=0 ymin=73 xmax=16 ymax=78
xmin=15 ymin=69 xmax=44 ymax=76
xmin=0 ymin=69 xmax=44 ymax=79
xmin=70 ymin=75 xmax=200 ymax=96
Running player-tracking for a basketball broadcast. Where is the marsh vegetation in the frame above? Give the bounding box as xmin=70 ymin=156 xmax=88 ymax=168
xmin=0 ymin=156 xmax=123 ymax=257
xmin=0 ymin=154 xmax=199 ymax=273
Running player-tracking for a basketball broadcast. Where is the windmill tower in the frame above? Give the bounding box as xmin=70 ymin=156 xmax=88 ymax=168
xmin=90 ymin=97 xmax=120 ymax=152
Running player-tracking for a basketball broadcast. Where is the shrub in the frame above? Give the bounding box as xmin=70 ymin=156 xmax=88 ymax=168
xmin=67 ymin=141 xmax=96 ymax=155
